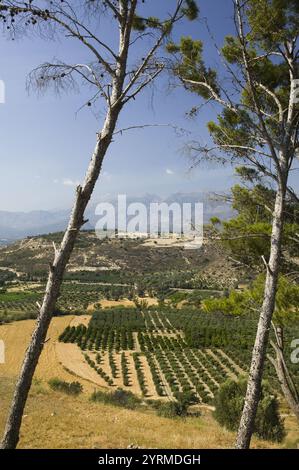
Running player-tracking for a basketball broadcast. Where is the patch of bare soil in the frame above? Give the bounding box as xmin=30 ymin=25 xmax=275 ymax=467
xmin=206 ymin=349 xmax=237 ymax=380
xmin=139 ymin=355 xmax=158 ymax=398
xmin=55 ymin=344 xmax=107 ymax=388
xmin=216 ymin=349 xmax=246 ymax=375
xmin=70 ymin=315 xmax=91 ymax=328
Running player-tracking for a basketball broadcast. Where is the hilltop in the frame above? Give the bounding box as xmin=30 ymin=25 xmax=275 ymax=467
xmin=0 ymin=230 xmax=249 ymax=289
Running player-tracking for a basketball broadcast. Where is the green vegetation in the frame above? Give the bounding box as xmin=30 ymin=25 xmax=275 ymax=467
xmin=214 ymin=378 xmax=285 ymax=442
xmin=48 ymin=378 xmax=83 ymax=396
xmin=0 ymin=232 xmax=214 ymax=283
xmin=58 ymin=302 xmax=299 ymax=403
xmin=84 ymin=353 xmax=114 ymax=386
xmin=220 ymin=183 xmax=299 ymax=269
xmin=133 ymin=353 xmax=148 ymax=396
xmin=1 ymin=229 xmax=298 ymax=424
xmin=90 ymin=388 xmax=199 ymax=419
xmin=59 ymin=307 xmax=253 ymax=404
xmin=203 ymin=276 xmax=299 ymax=391
xmin=121 ymin=352 xmax=130 ymax=387
xmin=90 ymin=388 xmax=141 ymax=410
xmin=152 ymin=392 xmax=199 ymax=418
xmin=0 ymin=270 xmax=17 ymax=286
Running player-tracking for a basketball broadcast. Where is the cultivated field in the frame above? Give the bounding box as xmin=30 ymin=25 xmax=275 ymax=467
xmin=0 ymin=233 xmax=298 ymax=449
xmin=1 ymin=316 xmax=294 ymax=449
xmin=58 ymin=310 xmax=245 ymax=403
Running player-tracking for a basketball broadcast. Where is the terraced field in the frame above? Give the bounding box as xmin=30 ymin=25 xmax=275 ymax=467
xmin=58 ymin=309 xmax=246 ymax=403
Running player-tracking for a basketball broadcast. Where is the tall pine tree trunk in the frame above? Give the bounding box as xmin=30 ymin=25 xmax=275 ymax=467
xmin=273 ymin=355 xmax=299 ymax=423
xmin=235 ymin=168 xmax=287 ymax=449
xmin=0 ymin=101 xmax=122 ymax=449
xmin=268 ymin=327 xmax=299 ymax=424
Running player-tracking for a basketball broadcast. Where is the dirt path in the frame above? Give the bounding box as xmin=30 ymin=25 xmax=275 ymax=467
xmin=70 ymin=315 xmax=91 ymax=328
xmin=206 ymin=349 xmax=237 ymax=380
xmin=125 ymin=353 xmax=142 ymax=395
xmin=139 ymin=354 xmax=157 ymax=398
xmin=147 ymin=312 xmax=159 ymax=331
xmin=56 ymin=344 xmax=107 ymax=388
xmin=216 ymin=349 xmax=246 ymax=375
xmin=159 ymin=311 xmax=175 ymax=330
xmin=152 ymin=354 xmax=174 ymax=399
xmin=133 ymin=332 xmax=141 ymax=352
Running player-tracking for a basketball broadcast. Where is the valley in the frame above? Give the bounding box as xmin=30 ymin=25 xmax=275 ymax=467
xmin=0 ymin=232 xmax=298 ymax=449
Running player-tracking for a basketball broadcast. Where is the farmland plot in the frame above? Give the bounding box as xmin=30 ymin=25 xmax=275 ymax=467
xmin=59 ymin=308 xmax=246 ymax=403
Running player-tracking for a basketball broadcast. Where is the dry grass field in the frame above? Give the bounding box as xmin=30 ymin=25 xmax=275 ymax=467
xmin=0 ymin=316 xmax=298 ymax=449
xmin=86 ymin=298 xmax=159 ymax=311
xmin=0 ymin=376 xmax=285 ymax=449
xmin=0 ymin=316 xmax=97 ymax=393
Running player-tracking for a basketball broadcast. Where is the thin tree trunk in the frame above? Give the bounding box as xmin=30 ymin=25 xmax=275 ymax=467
xmin=0 ymin=102 xmax=122 ymax=449
xmin=235 ymin=174 xmax=287 ymax=449
xmin=271 ymin=355 xmax=299 ymax=422
xmin=268 ymin=330 xmax=299 ymax=423
xmin=0 ymin=0 xmax=187 ymax=450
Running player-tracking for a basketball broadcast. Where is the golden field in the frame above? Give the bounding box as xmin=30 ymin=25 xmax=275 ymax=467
xmin=0 ymin=316 xmax=298 ymax=449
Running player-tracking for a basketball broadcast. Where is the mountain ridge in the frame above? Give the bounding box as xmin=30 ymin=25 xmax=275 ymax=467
xmin=0 ymin=192 xmax=233 ymax=241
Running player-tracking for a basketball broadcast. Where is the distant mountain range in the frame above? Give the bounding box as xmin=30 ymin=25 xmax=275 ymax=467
xmin=0 ymin=192 xmax=233 ymax=243
xmin=0 ymin=209 xmax=72 ymax=243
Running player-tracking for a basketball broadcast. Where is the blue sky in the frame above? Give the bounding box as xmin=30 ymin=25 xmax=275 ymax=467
xmin=0 ymin=0 xmax=289 ymax=212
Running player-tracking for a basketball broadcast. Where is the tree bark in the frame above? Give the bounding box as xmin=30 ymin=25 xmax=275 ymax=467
xmin=0 ymin=101 xmax=122 ymax=449
xmin=235 ymin=171 xmax=287 ymax=449
xmin=272 ymin=356 xmax=299 ymax=422
xmin=0 ymin=0 xmax=142 ymax=447
xmin=268 ymin=330 xmax=299 ymax=424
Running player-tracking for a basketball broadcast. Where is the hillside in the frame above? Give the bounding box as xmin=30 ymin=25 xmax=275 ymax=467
xmin=0 ymin=231 xmax=249 ymax=289
xmin=1 ymin=316 xmax=295 ymax=449
xmin=0 ymin=232 xmax=297 ymax=449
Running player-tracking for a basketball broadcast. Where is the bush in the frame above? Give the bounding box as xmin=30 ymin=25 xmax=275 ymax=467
xmin=254 ymin=393 xmax=286 ymax=442
xmin=48 ymin=378 xmax=83 ymax=396
xmin=91 ymin=388 xmax=141 ymax=410
xmin=153 ymin=391 xmax=199 ymax=418
xmin=156 ymin=401 xmax=182 ymax=418
xmin=174 ymin=391 xmax=199 ymax=416
xmin=214 ymin=378 xmax=285 ymax=442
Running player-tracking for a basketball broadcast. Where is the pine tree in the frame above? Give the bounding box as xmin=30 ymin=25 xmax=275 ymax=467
xmin=167 ymin=0 xmax=299 ymax=448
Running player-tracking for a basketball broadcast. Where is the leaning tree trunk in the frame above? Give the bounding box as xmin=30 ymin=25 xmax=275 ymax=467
xmin=271 ymin=354 xmax=299 ymax=423
xmin=0 ymin=100 xmax=122 ymax=449
xmin=268 ymin=326 xmax=299 ymax=423
xmin=235 ymin=173 xmax=287 ymax=449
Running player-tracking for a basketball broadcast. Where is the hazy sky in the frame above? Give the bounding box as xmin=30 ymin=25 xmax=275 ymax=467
xmin=0 ymin=1 xmax=296 ymax=212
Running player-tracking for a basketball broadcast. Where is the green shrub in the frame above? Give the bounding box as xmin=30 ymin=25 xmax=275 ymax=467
xmin=91 ymin=388 xmax=141 ymax=410
xmin=214 ymin=378 xmax=285 ymax=442
xmin=48 ymin=378 xmax=83 ymax=396
xmin=254 ymin=393 xmax=286 ymax=442
xmin=156 ymin=401 xmax=182 ymax=418
xmin=174 ymin=391 xmax=199 ymax=415
xmin=154 ymin=391 xmax=199 ymax=418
